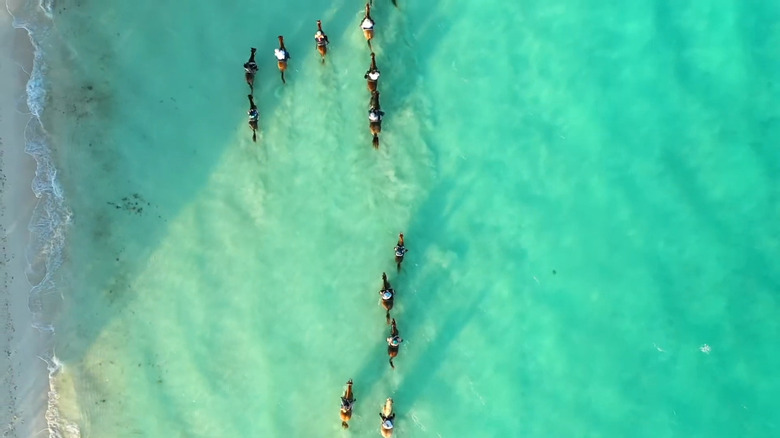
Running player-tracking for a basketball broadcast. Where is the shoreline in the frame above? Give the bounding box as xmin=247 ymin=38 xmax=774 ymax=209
xmin=1 ymin=4 xmax=51 ymax=438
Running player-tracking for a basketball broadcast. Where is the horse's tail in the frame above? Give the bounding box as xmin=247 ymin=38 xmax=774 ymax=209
xmin=396 ymin=260 xmax=401 ymax=272
xmin=385 ymin=310 xmax=391 ymax=325
xmin=389 ymin=357 xmax=395 ymax=369
xmin=280 ymin=70 xmax=286 ymax=84
xmin=372 ymin=133 xmax=379 ymax=149
xmin=342 ymin=421 xmax=349 ymax=429
xmin=252 ymin=130 xmax=257 ymax=142
xmin=392 ymin=0 xmax=398 ymax=6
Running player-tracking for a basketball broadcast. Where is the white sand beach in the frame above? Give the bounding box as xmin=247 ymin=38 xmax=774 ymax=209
xmin=1 ymin=4 xmax=50 ymax=437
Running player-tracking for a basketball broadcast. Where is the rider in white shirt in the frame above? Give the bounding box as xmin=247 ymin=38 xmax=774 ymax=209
xmin=369 ymin=109 xmax=384 ymax=122
xmin=274 ymin=48 xmax=289 ymax=61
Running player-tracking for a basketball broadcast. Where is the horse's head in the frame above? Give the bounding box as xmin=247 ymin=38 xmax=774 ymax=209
xmin=383 ymin=398 xmax=394 ymax=416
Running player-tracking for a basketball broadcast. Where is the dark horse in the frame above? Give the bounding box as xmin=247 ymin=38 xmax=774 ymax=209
xmin=275 ymin=35 xmax=291 ymax=84
xmin=340 ymin=379 xmax=356 ymax=429
xmin=315 ymin=20 xmax=329 ymax=63
xmin=243 ymin=47 xmax=258 ymax=94
xmin=386 ymin=318 xmax=403 ymax=369
xmin=379 ymin=272 xmax=394 ymax=324
xmin=247 ymin=94 xmax=259 ymax=142
xmin=394 ymin=233 xmax=408 ymax=272
xmin=365 ymin=52 xmax=380 ymax=92
xmin=360 ymin=3 xmax=375 ymax=50
xmin=368 ymin=90 xmax=384 ymax=148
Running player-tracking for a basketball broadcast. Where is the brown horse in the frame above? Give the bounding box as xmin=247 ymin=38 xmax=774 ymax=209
xmin=340 ymin=379 xmax=356 ymax=429
xmin=379 ymin=272 xmax=394 ymax=324
xmin=365 ymin=52 xmax=380 ymax=92
xmin=360 ymin=3 xmax=375 ymax=50
xmin=370 ymin=121 xmax=382 ymax=148
xmin=379 ymin=398 xmax=395 ymax=437
xmin=387 ymin=318 xmax=403 ymax=369
xmin=247 ymin=94 xmax=259 ymax=142
xmin=394 ymin=233 xmax=408 ymax=272
xmin=370 ymin=91 xmax=381 ymax=114
xmin=314 ymin=20 xmax=329 ymax=63
xmin=369 ymin=91 xmax=384 ymax=148
xmin=243 ymin=47 xmax=258 ymax=94
xmin=275 ymin=35 xmax=291 ymax=84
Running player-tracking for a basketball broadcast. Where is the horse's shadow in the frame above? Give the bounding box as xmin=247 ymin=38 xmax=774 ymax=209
xmin=396 ymin=287 xmax=488 ymax=406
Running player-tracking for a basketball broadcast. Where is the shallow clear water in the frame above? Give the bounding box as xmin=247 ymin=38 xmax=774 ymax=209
xmin=19 ymin=0 xmax=780 ymax=436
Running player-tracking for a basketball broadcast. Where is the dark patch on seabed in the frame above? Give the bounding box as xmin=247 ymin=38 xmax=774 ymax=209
xmin=107 ymin=193 xmax=156 ymax=216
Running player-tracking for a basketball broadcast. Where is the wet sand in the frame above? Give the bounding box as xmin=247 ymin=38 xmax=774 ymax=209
xmin=0 ymin=5 xmax=50 ymax=437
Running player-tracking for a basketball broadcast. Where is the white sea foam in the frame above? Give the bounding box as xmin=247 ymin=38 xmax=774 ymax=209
xmin=8 ymin=0 xmax=74 ymax=436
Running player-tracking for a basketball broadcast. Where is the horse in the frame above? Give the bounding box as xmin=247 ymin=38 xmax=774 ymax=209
xmin=275 ymin=35 xmax=291 ymax=84
xmin=370 ymin=90 xmax=381 ymax=114
xmin=360 ymin=3 xmax=375 ymax=50
xmin=394 ymin=233 xmax=408 ymax=271
xmin=243 ymin=47 xmax=258 ymax=94
xmin=379 ymin=272 xmax=394 ymax=324
xmin=315 ymin=20 xmax=329 ymax=63
xmin=369 ymin=90 xmax=384 ymax=148
xmin=370 ymin=119 xmax=382 ymax=148
xmin=247 ymin=94 xmax=259 ymax=142
xmin=379 ymin=398 xmax=395 ymax=437
xmin=387 ymin=318 xmax=403 ymax=369
xmin=365 ymin=52 xmax=380 ymax=92
xmin=340 ymin=379 xmax=356 ymax=429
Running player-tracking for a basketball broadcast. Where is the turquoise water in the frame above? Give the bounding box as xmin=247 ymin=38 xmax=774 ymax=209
xmin=13 ymin=0 xmax=780 ymax=436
